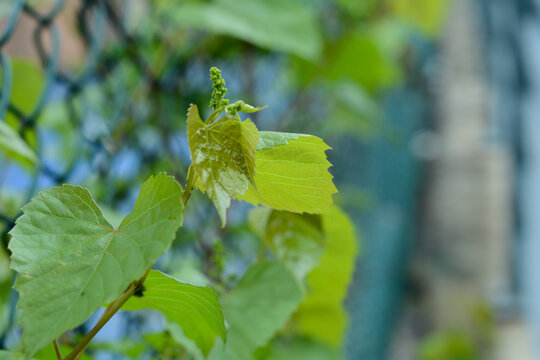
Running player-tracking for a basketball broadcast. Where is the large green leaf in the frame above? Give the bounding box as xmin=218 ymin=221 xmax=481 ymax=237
xmin=188 ymin=104 xmax=259 ymax=225
xmin=250 ymin=209 xmax=325 ymax=282
xmin=240 ymin=134 xmax=337 ymax=214
xmin=209 ymin=261 xmax=304 ymax=360
xmin=159 ymin=0 xmax=322 ymax=60
xmin=0 ymin=122 xmax=38 ymax=167
xmin=122 ymin=270 xmax=226 ymax=357
xmin=8 ymin=173 xmax=184 ymax=357
xmin=294 ymin=206 xmax=358 ymax=346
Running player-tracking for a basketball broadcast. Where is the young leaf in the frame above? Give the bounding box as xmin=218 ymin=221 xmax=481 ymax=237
xmin=8 ymin=173 xmax=183 ymax=358
xmin=209 ymin=261 xmax=304 ymax=360
xmin=252 ymin=210 xmax=325 ymax=282
xmin=225 ymin=100 xmax=267 ymax=115
xmin=0 ymin=122 xmax=38 ymax=168
xmin=295 ymin=206 xmax=358 ymax=346
xmin=239 ymin=135 xmax=337 ymax=214
xmin=122 ymin=270 xmax=226 ymax=357
xmin=187 ymin=104 xmax=259 ymax=225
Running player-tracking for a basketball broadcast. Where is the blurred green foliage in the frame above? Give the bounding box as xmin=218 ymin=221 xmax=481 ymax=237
xmin=0 ymin=0 xmax=449 ymax=358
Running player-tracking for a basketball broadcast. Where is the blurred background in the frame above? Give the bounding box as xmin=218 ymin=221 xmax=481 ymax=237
xmin=0 ymin=0 xmax=538 ymax=359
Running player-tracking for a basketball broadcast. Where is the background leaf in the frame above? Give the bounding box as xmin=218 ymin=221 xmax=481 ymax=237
xmin=122 ymin=270 xmax=226 ymax=357
xmin=158 ymin=0 xmax=322 ymax=60
xmin=209 ymin=261 xmax=304 ymax=360
xmin=8 ymin=173 xmax=183 ymax=357
xmin=252 ymin=210 xmax=325 ymax=282
xmin=0 ymin=350 xmax=27 ymax=360
xmin=260 ymin=338 xmax=343 ymax=360
xmin=240 ymin=136 xmax=337 ymax=214
xmin=324 ymin=31 xmax=399 ymax=92
xmin=0 ymin=59 xmax=45 ymax=127
xmin=0 ymin=122 xmax=38 ymax=168
xmin=294 ymin=206 xmax=358 ymax=346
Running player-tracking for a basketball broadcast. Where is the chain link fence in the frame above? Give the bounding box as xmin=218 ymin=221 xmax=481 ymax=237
xmin=0 ymin=0 xmax=196 ymax=247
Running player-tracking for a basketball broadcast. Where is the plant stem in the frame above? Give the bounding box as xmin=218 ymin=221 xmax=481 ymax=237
xmin=206 ymin=105 xmax=225 ymax=124
xmin=63 ymin=267 xmax=152 ymax=360
xmin=53 ymin=340 xmax=62 ymax=360
xmin=182 ymin=166 xmax=197 ymax=206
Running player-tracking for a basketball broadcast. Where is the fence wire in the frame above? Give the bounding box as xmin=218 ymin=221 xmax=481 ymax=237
xmin=0 ymin=0 xmax=190 ymax=248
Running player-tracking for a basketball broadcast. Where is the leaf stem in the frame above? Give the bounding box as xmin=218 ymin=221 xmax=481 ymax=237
xmin=63 ymin=267 xmax=152 ymax=360
xmin=53 ymin=340 xmax=62 ymax=360
xmin=182 ymin=166 xmax=197 ymax=206
xmin=206 ymin=105 xmax=226 ymax=125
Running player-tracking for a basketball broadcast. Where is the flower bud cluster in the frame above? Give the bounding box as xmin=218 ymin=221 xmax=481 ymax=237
xmin=209 ymin=67 xmax=229 ymax=110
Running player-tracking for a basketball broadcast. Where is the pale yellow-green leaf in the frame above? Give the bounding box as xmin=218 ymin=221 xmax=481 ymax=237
xmin=0 ymin=122 xmax=38 ymax=168
xmin=240 ymin=135 xmax=336 ymax=214
xmin=187 ymin=104 xmax=259 ymax=225
xmin=294 ymin=206 xmax=358 ymax=346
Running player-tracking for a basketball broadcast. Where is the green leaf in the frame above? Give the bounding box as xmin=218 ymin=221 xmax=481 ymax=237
xmin=8 ymin=173 xmax=184 ymax=358
xmin=419 ymin=331 xmax=479 ymax=360
xmin=209 ymin=261 xmax=304 ymax=360
xmin=240 ymin=135 xmax=337 ymax=214
xmin=35 ymin=344 xmax=93 ymax=360
xmin=225 ymin=100 xmax=267 ymax=116
xmin=320 ymin=82 xmax=382 ymax=140
xmin=0 ymin=351 xmax=27 ymax=360
xmin=0 ymin=59 xmax=45 ymax=127
xmin=252 ymin=210 xmax=325 ymax=282
xmin=188 ymin=104 xmax=259 ymax=225
xmin=159 ymin=0 xmax=322 ymax=60
xmin=324 ymin=31 xmax=399 ymax=91
xmin=262 ymin=338 xmax=344 ymax=360
xmin=0 ymin=122 xmax=38 ymax=167
xmin=295 ymin=206 xmax=358 ymax=346
xmin=390 ymin=0 xmax=448 ymax=36
xmin=256 ymin=131 xmax=306 ymax=150
xmin=166 ymin=321 xmax=207 ymax=360
xmin=122 ymin=270 xmax=226 ymax=357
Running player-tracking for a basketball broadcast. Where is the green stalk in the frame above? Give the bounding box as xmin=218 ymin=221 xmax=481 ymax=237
xmin=53 ymin=340 xmax=62 ymax=360
xmin=182 ymin=166 xmax=197 ymax=206
xmin=63 ymin=267 xmax=152 ymax=360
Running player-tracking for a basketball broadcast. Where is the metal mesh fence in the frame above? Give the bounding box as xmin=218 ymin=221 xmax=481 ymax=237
xmin=0 ymin=0 xmax=193 ymax=246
